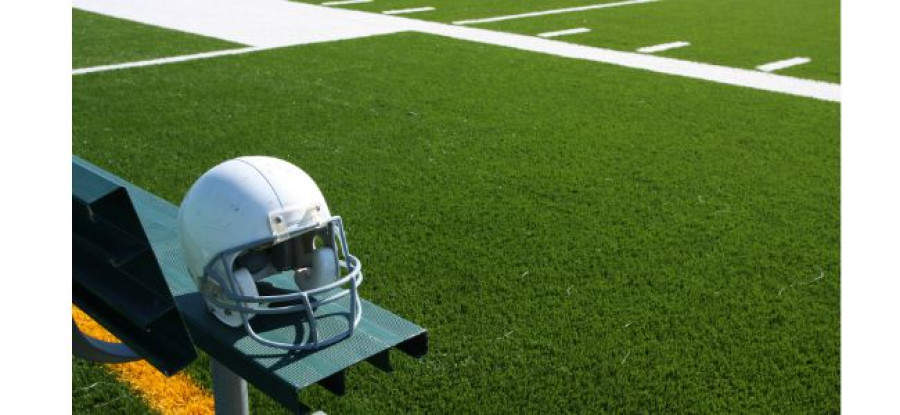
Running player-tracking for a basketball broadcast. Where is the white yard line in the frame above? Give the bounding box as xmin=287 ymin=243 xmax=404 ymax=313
xmin=637 ymin=41 xmax=690 ymax=54
xmin=410 ymin=23 xmax=839 ymax=102
xmin=756 ymin=57 xmax=811 ymax=73
xmin=383 ymin=7 xmax=435 ymax=15
xmin=322 ymin=0 xmax=372 ymax=6
xmin=452 ymin=0 xmax=658 ymax=25
xmin=72 ymin=0 xmax=840 ymax=102
xmin=73 ymin=46 xmax=277 ymax=75
xmin=537 ymin=28 xmax=591 ymax=38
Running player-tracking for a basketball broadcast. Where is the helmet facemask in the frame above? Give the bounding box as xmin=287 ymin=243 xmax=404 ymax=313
xmin=200 ymin=217 xmax=363 ymax=351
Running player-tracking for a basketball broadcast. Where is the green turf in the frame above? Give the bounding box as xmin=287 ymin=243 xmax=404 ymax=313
xmin=305 ymin=0 xmax=839 ymax=82
xmin=73 ymin=30 xmax=839 ymax=413
xmin=72 ymin=358 xmax=155 ymax=414
xmin=72 ymin=9 xmax=242 ymax=69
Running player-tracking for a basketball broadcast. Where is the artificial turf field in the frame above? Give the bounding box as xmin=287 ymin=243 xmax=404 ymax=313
xmin=72 ymin=1 xmax=840 ymax=413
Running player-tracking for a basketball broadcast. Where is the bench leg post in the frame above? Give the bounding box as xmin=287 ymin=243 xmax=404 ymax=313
xmin=211 ymin=358 xmax=249 ymax=415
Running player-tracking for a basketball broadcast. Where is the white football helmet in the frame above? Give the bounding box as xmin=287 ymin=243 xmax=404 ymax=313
xmin=177 ymin=156 xmax=363 ymax=351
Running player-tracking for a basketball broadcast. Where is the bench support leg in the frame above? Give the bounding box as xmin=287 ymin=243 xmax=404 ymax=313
xmin=211 ymin=358 xmax=249 ymax=415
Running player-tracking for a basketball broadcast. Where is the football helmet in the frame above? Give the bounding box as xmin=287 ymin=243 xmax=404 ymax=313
xmin=177 ymin=156 xmax=363 ymax=351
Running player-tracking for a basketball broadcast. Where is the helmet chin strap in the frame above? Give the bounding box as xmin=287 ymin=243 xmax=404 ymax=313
xmin=233 ymin=268 xmax=260 ymax=301
xmin=213 ymin=267 xmax=259 ymax=328
xmin=294 ymin=247 xmax=339 ymax=291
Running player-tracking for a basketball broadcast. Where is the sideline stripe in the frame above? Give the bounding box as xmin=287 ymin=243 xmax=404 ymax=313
xmin=73 ymin=46 xmax=274 ymax=75
xmin=637 ymin=41 xmax=690 ymax=53
xmin=72 ymin=306 xmax=215 ymax=414
xmin=322 ymin=0 xmax=372 ymax=5
xmin=72 ymin=0 xmax=840 ymax=102
xmin=412 ymin=23 xmax=839 ymax=102
xmin=383 ymin=7 xmax=435 ymax=15
xmin=537 ymin=28 xmax=591 ymax=38
xmin=757 ymin=57 xmax=811 ymax=72
xmin=452 ymin=0 xmax=658 ymax=25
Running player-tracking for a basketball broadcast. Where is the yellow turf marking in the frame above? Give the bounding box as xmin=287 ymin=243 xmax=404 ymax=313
xmin=73 ymin=306 xmax=215 ymax=414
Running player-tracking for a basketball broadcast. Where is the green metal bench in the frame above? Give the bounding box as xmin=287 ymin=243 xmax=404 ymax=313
xmin=73 ymin=156 xmax=428 ymax=413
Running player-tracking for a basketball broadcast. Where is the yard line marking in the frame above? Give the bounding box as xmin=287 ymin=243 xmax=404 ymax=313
xmin=383 ymin=7 xmax=435 ymax=15
xmin=637 ymin=41 xmax=690 ymax=54
xmin=412 ymin=23 xmax=839 ymax=101
xmin=452 ymin=0 xmax=658 ymax=25
xmin=322 ymin=0 xmax=372 ymax=5
xmin=72 ymin=0 xmax=840 ymax=102
xmin=73 ymin=46 xmax=276 ymax=75
xmin=73 ymin=306 xmax=215 ymax=414
xmin=537 ymin=27 xmax=591 ymax=38
xmin=756 ymin=57 xmax=811 ymax=72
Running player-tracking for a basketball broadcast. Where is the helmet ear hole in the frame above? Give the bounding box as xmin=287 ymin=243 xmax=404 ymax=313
xmin=313 ymin=234 xmax=326 ymax=249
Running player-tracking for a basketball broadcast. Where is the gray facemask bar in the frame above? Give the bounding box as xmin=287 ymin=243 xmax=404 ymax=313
xmin=203 ymin=216 xmax=363 ymax=351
